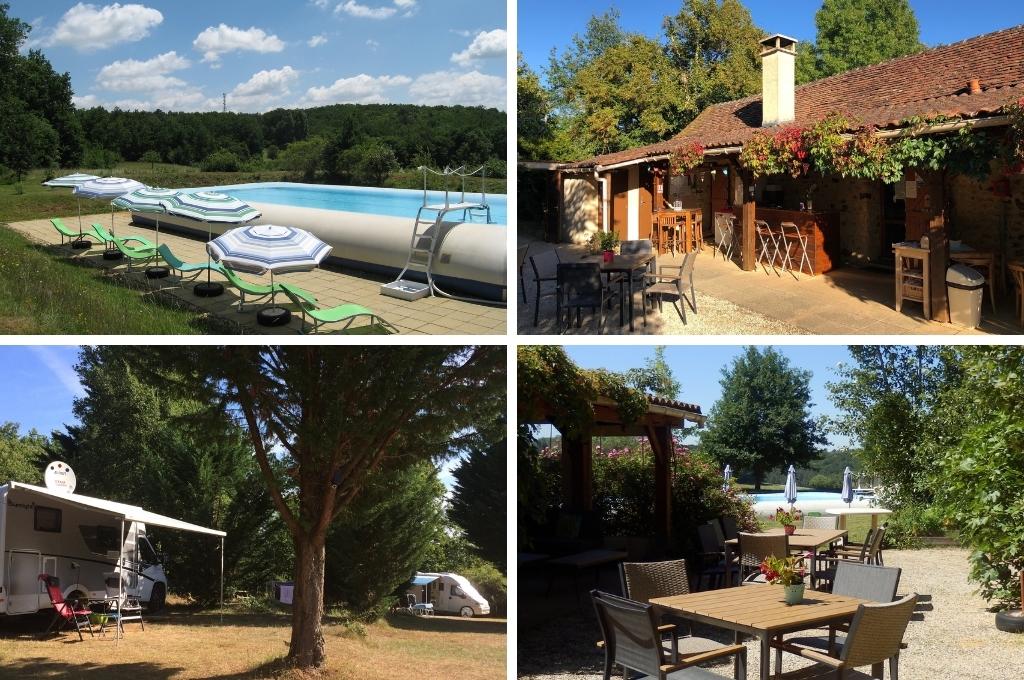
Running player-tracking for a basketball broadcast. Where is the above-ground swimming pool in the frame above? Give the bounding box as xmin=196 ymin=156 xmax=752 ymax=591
xmin=747 ymin=490 xmax=879 ymax=516
xmin=183 ymin=182 xmax=507 ymax=224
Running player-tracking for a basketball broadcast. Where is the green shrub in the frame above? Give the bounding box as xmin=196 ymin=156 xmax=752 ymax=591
xmin=200 ymin=149 xmax=242 ymax=172
xmin=885 ymin=503 xmax=946 ymax=548
xmin=460 ymin=561 xmax=506 ymax=616
xmin=808 ymin=473 xmax=839 ymax=490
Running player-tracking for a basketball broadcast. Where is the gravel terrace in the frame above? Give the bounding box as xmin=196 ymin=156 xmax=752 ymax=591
xmin=518 ymin=547 xmax=1024 ymax=679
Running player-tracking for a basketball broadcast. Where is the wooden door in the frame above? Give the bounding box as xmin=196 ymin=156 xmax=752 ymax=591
xmin=638 ymin=166 xmax=654 ymax=240
xmin=611 ymin=170 xmax=629 ymax=240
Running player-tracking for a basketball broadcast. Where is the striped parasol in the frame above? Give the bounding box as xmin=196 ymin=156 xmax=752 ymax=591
xmin=42 ymin=173 xmax=99 ymax=188
xmin=111 ymin=187 xmax=181 ymax=248
xmin=73 ymin=177 xmax=146 ymax=238
xmin=162 ymin=191 xmax=262 ymax=295
xmin=162 ymin=191 xmax=261 ymax=223
xmin=208 ymin=225 xmax=332 ymax=306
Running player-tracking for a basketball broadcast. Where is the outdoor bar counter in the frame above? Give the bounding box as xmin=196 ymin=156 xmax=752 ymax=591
xmin=755 ymin=207 xmax=841 ymax=274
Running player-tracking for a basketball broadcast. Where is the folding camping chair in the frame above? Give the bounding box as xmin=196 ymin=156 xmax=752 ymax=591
xmin=39 ymin=574 xmax=94 ymax=641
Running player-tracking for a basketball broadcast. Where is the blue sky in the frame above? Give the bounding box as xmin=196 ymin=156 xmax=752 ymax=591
xmin=10 ymin=0 xmax=506 ymax=112
xmin=519 ymin=0 xmax=1023 ymax=80
xmin=562 ymin=345 xmax=855 ymax=449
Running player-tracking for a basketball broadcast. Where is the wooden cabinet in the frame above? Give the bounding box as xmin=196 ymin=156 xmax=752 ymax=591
xmin=893 ymin=243 xmax=931 ymax=319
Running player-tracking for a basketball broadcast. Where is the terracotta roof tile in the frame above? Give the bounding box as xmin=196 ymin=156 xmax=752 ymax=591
xmin=563 ymin=24 xmax=1024 ymax=170
xmin=649 ymin=395 xmax=702 ymax=416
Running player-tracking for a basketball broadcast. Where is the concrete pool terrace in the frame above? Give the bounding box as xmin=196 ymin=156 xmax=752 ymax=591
xmin=4 ymin=213 xmax=507 ymax=336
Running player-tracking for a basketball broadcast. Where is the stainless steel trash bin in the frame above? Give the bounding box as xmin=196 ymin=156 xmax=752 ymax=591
xmin=946 ymin=264 xmax=985 ymax=328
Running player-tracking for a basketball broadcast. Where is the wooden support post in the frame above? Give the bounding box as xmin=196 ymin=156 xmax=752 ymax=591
xmin=562 ymin=435 xmax=593 ymax=512
xmin=739 ymin=169 xmax=757 ymax=271
xmin=926 ymin=171 xmax=950 ymax=323
xmin=647 ymin=425 xmax=673 ymax=547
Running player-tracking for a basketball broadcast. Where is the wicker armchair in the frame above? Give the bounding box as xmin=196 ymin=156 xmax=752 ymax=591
xmin=619 ymin=560 xmax=725 ymax=656
xmin=591 ymin=590 xmax=747 ymax=680
xmin=737 ymin=532 xmax=790 ymax=584
xmin=803 ymin=515 xmax=839 ymax=530
xmin=771 ymin=593 xmax=917 ymax=680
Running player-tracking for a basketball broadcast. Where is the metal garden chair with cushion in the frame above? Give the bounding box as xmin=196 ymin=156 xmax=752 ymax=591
xmin=646 ymin=251 xmax=697 ymax=323
xmin=771 ymin=593 xmax=917 ymax=680
xmin=39 ymin=574 xmax=94 ymax=641
xmin=776 ymin=562 xmax=903 ymax=672
xmin=737 ymin=533 xmax=791 ymax=584
xmin=696 ymin=523 xmax=733 ymax=590
xmin=528 ymin=249 xmax=561 ymax=326
xmin=719 ymin=516 xmax=740 ymax=542
xmin=591 ymin=590 xmax=747 ymax=680
xmin=619 ymin=560 xmax=725 ymax=656
xmin=557 ymin=262 xmax=619 ymax=333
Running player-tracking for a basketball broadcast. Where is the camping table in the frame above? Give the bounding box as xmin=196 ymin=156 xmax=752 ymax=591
xmin=88 ymin=597 xmax=124 ymax=639
xmin=724 ymin=528 xmax=848 ymax=588
xmin=825 ymin=507 xmax=893 ymax=530
xmin=579 ymin=252 xmax=656 ymax=332
xmin=546 ymin=548 xmax=628 ymax=601
xmin=652 ymin=585 xmax=868 ymax=680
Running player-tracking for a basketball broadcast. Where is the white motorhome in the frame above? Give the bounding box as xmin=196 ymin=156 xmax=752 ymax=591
xmin=0 ymin=479 xmax=225 ymax=616
xmin=407 ymin=572 xmax=490 ymax=617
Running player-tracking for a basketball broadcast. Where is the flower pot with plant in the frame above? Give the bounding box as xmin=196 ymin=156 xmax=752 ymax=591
xmin=775 ymin=507 xmax=802 ymax=534
xmin=760 ymin=555 xmax=807 ymax=605
xmin=599 ymin=231 xmax=620 ymax=263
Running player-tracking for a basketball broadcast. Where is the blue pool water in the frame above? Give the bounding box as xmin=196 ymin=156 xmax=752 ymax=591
xmin=750 ymin=492 xmax=845 ymax=503
xmin=190 ymin=182 xmax=507 ymax=224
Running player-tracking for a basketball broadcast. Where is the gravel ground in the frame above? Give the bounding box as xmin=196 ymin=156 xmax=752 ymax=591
xmin=518 ymin=547 xmax=1024 ymax=679
xmin=517 ymin=242 xmax=808 ymax=335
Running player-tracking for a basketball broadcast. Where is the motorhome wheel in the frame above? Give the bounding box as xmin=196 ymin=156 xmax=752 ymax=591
xmin=460 ymin=606 xmax=474 ymax=618
xmin=149 ymin=583 xmax=166 ymax=612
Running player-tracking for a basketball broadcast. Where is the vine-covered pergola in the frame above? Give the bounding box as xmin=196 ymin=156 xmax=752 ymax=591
xmin=518 ymin=347 xmax=705 ymax=545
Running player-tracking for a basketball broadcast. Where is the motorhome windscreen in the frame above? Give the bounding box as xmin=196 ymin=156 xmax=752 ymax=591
xmin=79 ymin=524 xmax=119 ymax=554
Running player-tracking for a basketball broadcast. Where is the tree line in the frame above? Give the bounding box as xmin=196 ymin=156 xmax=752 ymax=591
xmin=518 ymin=0 xmax=924 ymax=161
xmin=0 ymin=346 xmax=507 ymax=671
xmin=0 ymin=4 xmax=505 ymax=185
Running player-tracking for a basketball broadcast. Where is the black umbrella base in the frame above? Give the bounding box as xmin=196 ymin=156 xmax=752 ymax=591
xmin=145 ymin=266 xmax=170 ymax=279
xmin=71 ymin=239 xmax=92 ymax=250
xmin=194 ymin=281 xmax=225 ymax=297
xmin=257 ymin=307 xmax=292 ymax=327
xmin=102 ymin=251 xmax=123 ymax=261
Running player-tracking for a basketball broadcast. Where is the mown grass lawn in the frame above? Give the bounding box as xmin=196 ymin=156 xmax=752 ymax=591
xmin=0 ymin=225 xmax=213 ymax=334
xmin=0 ymin=605 xmax=507 ymax=679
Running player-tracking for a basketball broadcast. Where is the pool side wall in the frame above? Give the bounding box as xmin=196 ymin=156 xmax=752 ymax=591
xmin=132 ymin=202 xmax=508 ymax=301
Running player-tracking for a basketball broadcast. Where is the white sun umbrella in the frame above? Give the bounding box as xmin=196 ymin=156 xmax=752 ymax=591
xmin=73 ymin=177 xmax=145 ymax=240
xmin=111 ymin=187 xmax=181 ymax=249
xmin=162 ymin=191 xmax=262 ymax=296
xmin=784 ymin=465 xmax=798 ymax=509
xmin=841 ymin=466 xmax=854 ymax=507
xmin=723 ymin=464 xmax=732 ymax=491
xmin=42 ymin=173 xmax=99 ymax=188
xmin=207 ymin=224 xmax=332 ymax=308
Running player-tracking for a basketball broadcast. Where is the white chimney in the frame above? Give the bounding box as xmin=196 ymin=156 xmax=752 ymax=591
xmin=760 ymin=34 xmax=798 ymax=127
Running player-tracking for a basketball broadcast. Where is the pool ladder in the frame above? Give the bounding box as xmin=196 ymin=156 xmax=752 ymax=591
xmin=382 ymin=166 xmax=503 ymax=306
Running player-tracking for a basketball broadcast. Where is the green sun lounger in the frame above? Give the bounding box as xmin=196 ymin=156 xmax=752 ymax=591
xmin=157 ymin=244 xmax=224 ymax=283
xmin=50 ymin=218 xmax=103 ymax=246
xmin=111 ymin=239 xmax=158 ymax=271
xmin=91 ymin=223 xmax=156 ymax=250
xmin=220 ymin=265 xmax=317 ymax=312
xmin=279 ymin=282 xmax=397 ymax=335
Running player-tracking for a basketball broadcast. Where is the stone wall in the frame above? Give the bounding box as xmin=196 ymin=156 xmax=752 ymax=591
xmin=948 ymin=172 xmax=1024 ymax=263
xmin=560 ymin=175 xmax=600 ymax=244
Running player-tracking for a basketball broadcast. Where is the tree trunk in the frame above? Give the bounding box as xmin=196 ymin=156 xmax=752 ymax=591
xmin=288 ymin=536 xmax=327 ymax=668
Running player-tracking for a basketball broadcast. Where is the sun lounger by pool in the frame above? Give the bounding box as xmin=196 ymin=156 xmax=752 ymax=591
xmin=220 ymin=265 xmax=317 ymax=312
xmin=50 ymin=218 xmax=102 ymax=246
xmin=157 ymin=244 xmax=224 ymax=283
xmin=279 ymin=282 xmax=396 ymax=334
xmin=91 ymin=224 xmax=156 ymax=250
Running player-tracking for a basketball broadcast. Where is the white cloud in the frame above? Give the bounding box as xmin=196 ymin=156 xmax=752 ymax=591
xmin=408 ymin=70 xmax=505 ymax=109
xmin=302 ymin=73 xmax=412 ymax=105
xmin=228 ymin=66 xmax=300 ymax=112
xmin=193 ymin=24 xmax=285 ymax=63
xmin=311 ymin=0 xmax=330 ymax=7
xmin=449 ymin=29 xmax=472 ymax=38
xmin=43 ymin=2 xmax=163 ymax=52
xmin=104 ymin=91 xmax=215 ymax=111
xmin=335 ymin=0 xmax=416 ymax=19
xmin=451 ymin=29 xmax=506 ymax=67
xmin=96 ymin=51 xmax=190 ymax=92
xmin=73 ymin=94 xmax=101 ymax=108
xmin=366 ymin=39 xmax=379 ymax=50
xmin=308 ymin=34 xmax=328 ymax=48
xmin=28 ymin=347 xmax=85 ymax=399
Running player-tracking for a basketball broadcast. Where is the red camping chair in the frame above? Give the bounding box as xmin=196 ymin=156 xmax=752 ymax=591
xmin=39 ymin=574 xmax=94 ymax=640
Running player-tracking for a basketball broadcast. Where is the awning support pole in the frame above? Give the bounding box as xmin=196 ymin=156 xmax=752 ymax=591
xmin=219 ymin=536 xmax=225 ymax=623
xmin=118 ymin=516 xmax=124 ymax=646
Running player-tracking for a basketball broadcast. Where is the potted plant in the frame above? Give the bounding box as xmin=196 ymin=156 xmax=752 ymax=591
xmin=599 ymin=231 xmax=619 ymax=263
xmin=587 ymin=232 xmax=602 ymax=255
xmin=760 ymin=555 xmax=807 ymax=605
xmin=775 ymin=507 xmax=802 ymax=535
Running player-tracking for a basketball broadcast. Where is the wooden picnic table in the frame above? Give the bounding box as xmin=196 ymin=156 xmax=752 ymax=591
xmin=723 ymin=527 xmax=848 ymax=588
xmin=652 ymin=584 xmax=868 ymax=680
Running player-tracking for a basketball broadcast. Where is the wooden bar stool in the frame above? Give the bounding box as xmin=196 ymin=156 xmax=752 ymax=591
xmin=689 ymin=211 xmax=704 ymax=253
xmin=1009 ymin=261 xmax=1024 ymax=326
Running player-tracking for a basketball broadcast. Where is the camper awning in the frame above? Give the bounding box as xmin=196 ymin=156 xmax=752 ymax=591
xmin=411 ymin=574 xmax=439 ymax=586
xmin=8 ymin=481 xmax=226 ymax=537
